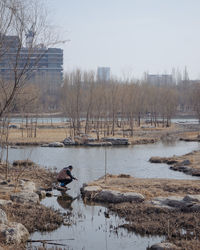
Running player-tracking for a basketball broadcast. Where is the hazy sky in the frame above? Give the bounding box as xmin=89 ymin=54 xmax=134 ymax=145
xmin=47 ymin=0 xmax=200 ymax=79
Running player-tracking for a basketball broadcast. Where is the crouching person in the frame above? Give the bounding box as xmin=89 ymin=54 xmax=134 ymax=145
xmin=57 ymin=165 xmax=77 ymax=187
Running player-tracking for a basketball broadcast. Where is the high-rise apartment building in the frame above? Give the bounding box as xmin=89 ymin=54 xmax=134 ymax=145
xmin=97 ymin=67 xmax=110 ymax=82
xmin=146 ymin=74 xmax=174 ymax=86
xmin=0 ymin=32 xmax=63 ymax=87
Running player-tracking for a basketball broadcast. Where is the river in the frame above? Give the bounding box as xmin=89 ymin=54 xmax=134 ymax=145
xmin=7 ymin=140 xmax=200 ymax=250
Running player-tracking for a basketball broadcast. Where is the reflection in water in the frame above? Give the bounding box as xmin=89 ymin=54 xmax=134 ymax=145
xmin=57 ymin=192 xmax=75 ymax=211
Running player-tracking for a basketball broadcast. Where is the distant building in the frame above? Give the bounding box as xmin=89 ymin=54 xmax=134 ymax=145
xmin=146 ymin=74 xmax=174 ymax=86
xmin=0 ymin=32 xmax=63 ymax=88
xmin=97 ymin=67 xmax=110 ymax=82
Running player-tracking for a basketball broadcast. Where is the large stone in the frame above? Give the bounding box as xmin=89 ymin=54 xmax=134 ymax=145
xmin=85 ymin=142 xmax=112 ymax=147
xmin=0 ymin=222 xmax=29 ymax=244
xmin=13 ymin=160 xmax=34 ymax=167
xmin=81 ymin=185 xmax=102 ymax=196
xmin=149 ymin=157 xmax=178 ymax=164
xmin=0 ymin=209 xmax=7 ymax=224
xmin=183 ymin=194 xmax=200 ymax=203
xmin=102 ymin=137 xmax=129 ymax=145
xmin=96 ymin=190 xmax=144 ymax=203
xmin=82 ymin=186 xmax=144 ymax=203
xmin=63 ymin=137 xmax=75 ymax=145
xmin=150 ymin=242 xmax=179 ymax=250
xmin=48 ymin=142 xmax=64 ymax=147
xmin=10 ymin=192 xmax=39 ymax=204
xmin=36 ymin=190 xmax=46 ymax=199
xmin=0 ymin=199 xmax=12 ymax=207
xmin=152 ymin=196 xmax=185 ymax=208
xmin=21 ymin=181 xmax=36 ymax=193
xmin=163 ymin=196 xmax=185 ymax=207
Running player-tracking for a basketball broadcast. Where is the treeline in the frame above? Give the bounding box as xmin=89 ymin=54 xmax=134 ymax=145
xmin=6 ymin=69 xmax=200 ymax=138
xmin=60 ymin=70 xmax=200 ymax=137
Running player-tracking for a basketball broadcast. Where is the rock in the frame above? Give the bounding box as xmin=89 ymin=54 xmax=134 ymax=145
xmin=0 ymin=199 xmax=12 ymax=207
xmin=81 ymin=186 xmax=144 ymax=203
xmin=0 ymin=209 xmax=7 ymax=224
xmin=81 ymin=185 xmax=102 ymax=195
xmin=189 ymin=204 xmax=200 ymax=211
xmin=0 ymin=181 xmax=8 ymax=185
xmin=149 ymin=157 xmax=178 ymax=164
xmin=151 ymin=196 xmax=185 ymax=208
xmin=9 ymin=124 xmax=20 ymax=129
xmin=41 ymin=144 xmax=49 ymax=147
xmin=164 ymin=196 xmax=185 ymax=207
xmin=96 ymin=190 xmax=144 ymax=203
xmin=102 ymin=137 xmax=129 ymax=145
xmin=63 ymin=137 xmax=75 ymax=146
xmin=149 ymin=242 xmax=179 ymax=250
xmin=13 ymin=160 xmax=34 ymax=166
xmin=10 ymin=192 xmax=39 ymax=204
xmin=21 ymin=181 xmax=36 ymax=193
xmin=170 ymin=165 xmax=190 ymax=173
xmin=183 ymin=195 xmax=200 ymax=203
xmin=86 ymin=137 xmax=96 ymax=142
xmin=149 ymin=157 xmax=167 ymax=163
xmin=0 ymin=222 xmax=29 ymax=244
xmin=85 ymin=142 xmax=112 ymax=147
xmin=180 ymin=160 xmax=191 ymax=166
xmin=46 ymin=192 xmax=53 ymax=197
xmin=48 ymin=142 xmax=64 ymax=147
xmin=150 ymin=195 xmax=200 ymax=210
xmin=36 ymin=190 xmax=46 ymax=199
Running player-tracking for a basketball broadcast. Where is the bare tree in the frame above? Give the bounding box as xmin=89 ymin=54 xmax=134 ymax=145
xmin=0 ymin=0 xmax=59 ymax=119
xmin=192 ymin=83 xmax=200 ymax=123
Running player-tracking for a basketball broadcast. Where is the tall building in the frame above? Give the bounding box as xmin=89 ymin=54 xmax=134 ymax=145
xmin=97 ymin=67 xmax=110 ymax=82
xmin=0 ymin=32 xmax=63 ymax=87
xmin=146 ymin=74 xmax=174 ymax=86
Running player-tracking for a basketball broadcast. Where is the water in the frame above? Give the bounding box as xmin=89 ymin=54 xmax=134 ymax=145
xmin=7 ymin=141 xmax=200 ymax=250
xmin=9 ymin=117 xmax=68 ymax=124
xmin=9 ymin=117 xmax=199 ymax=125
xmin=171 ymin=118 xmax=199 ymax=124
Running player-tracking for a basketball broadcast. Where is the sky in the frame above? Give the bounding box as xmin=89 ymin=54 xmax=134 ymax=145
xmin=46 ymin=0 xmax=200 ymax=80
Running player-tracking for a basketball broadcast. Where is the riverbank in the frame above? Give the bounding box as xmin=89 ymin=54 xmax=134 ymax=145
xmin=81 ymin=174 xmax=200 ymax=249
xmin=0 ymin=161 xmax=64 ymax=249
xmin=5 ymin=122 xmax=200 ymax=146
xmin=150 ymin=150 xmax=200 ymax=176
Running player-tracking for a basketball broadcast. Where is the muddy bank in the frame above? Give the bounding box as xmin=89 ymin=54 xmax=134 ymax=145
xmin=149 ymin=150 xmax=200 ymax=176
xmin=0 ymin=160 xmax=64 ymax=250
xmin=81 ymin=175 xmax=200 ymax=249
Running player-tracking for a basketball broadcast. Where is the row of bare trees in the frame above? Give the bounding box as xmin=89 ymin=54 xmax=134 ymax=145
xmin=60 ymin=70 xmax=180 ymax=137
xmin=59 ymin=69 xmax=200 ymax=138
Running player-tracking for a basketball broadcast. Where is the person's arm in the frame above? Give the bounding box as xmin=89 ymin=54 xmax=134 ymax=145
xmin=66 ymin=169 xmax=77 ymax=180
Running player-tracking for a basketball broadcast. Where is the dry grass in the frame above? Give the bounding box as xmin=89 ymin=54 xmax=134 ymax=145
xmin=109 ymin=202 xmax=200 ymax=250
xmin=5 ymin=121 xmax=181 ymax=145
xmin=88 ymin=175 xmax=200 ymax=200
xmin=5 ymin=203 xmax=63 ymax=233
xmin=89 ymin=175 xmax=200 ymax=200
xmin=8 ymin=127 xmax=68 ymax=143
xmin=0 ymin=161 xmax=57 ymax=191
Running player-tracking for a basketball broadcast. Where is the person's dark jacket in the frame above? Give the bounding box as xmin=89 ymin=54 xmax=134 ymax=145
xmin=57 ymin=167 xmax=75 ymax=181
